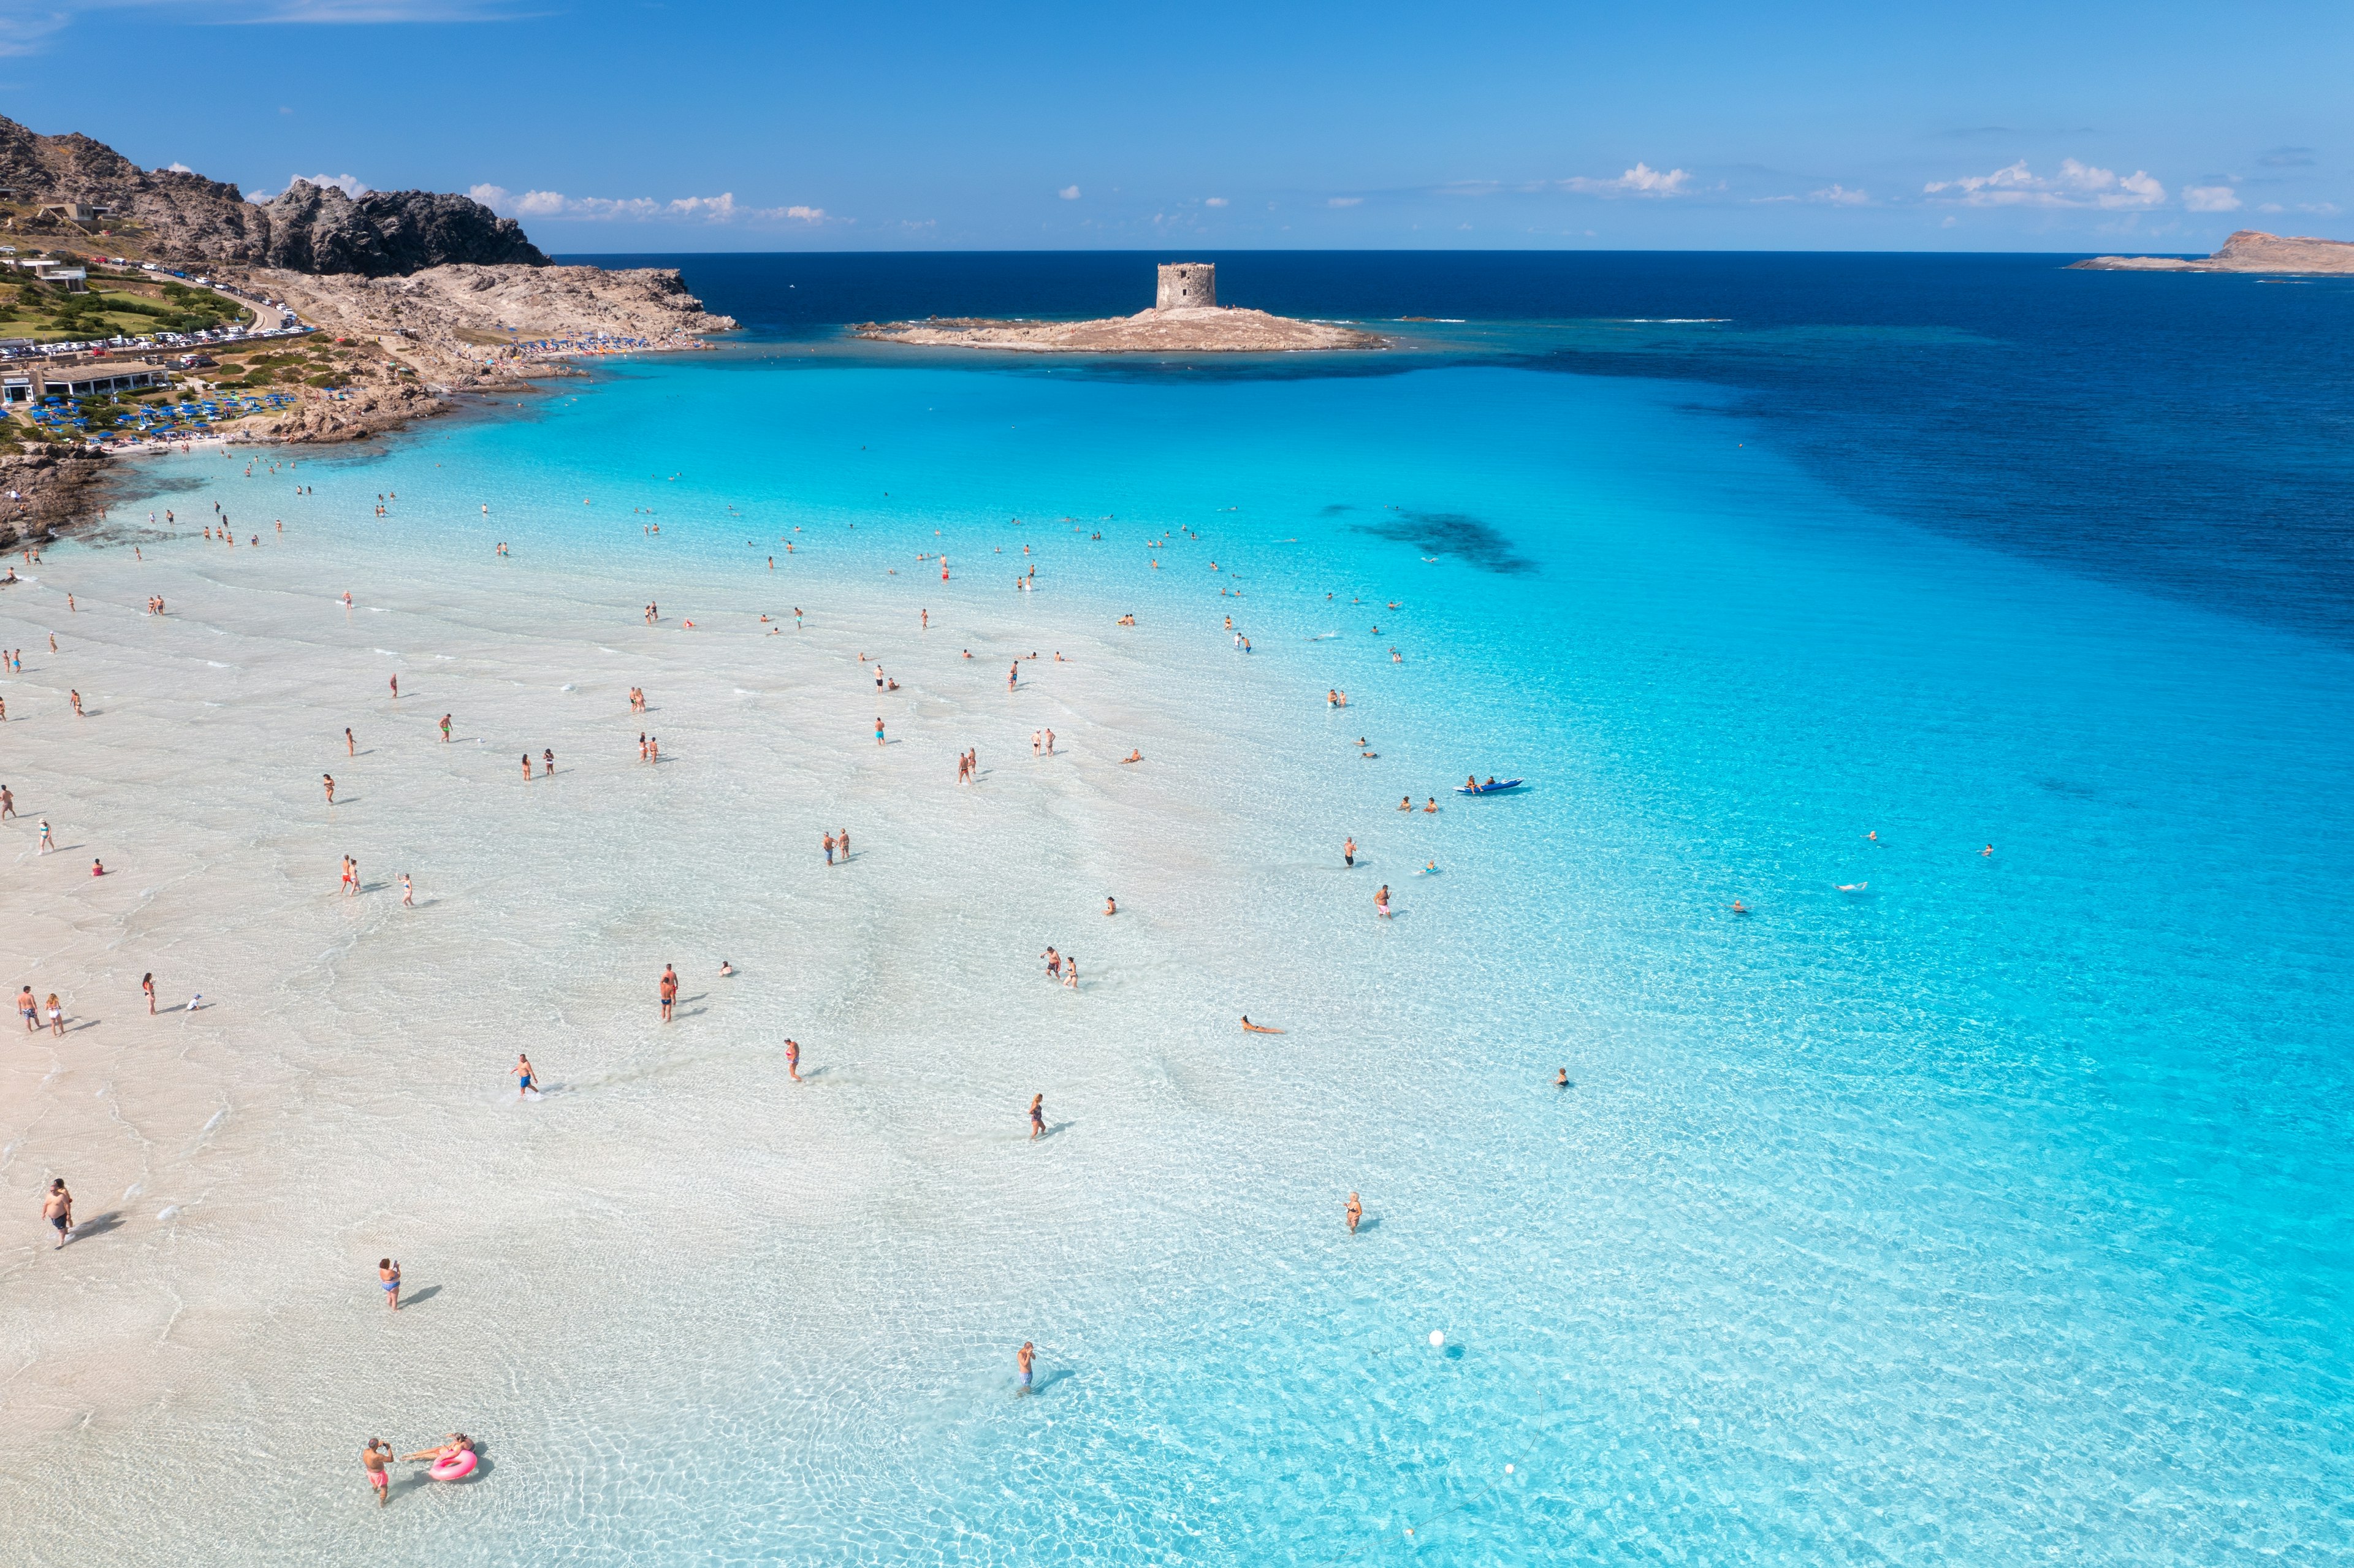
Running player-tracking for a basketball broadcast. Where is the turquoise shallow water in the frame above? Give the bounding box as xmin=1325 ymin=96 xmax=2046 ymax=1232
xmin=38 ymin=267 xmax=2354 ymax=1561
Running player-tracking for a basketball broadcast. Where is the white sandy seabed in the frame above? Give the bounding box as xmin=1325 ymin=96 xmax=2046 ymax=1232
xmin=0 ymin=477 xmax=1579 ymax=1563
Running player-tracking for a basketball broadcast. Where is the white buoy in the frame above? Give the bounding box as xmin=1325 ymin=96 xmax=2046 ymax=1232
xmin=1504 ymin=1464 xmax=1514 ymax=1474
xmin=1429 ymin=1330 xmax=1445 ymax=1348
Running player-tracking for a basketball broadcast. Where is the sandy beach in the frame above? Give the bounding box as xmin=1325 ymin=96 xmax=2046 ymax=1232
xmin=0 ymin=445 xmax=1486 ymax=1559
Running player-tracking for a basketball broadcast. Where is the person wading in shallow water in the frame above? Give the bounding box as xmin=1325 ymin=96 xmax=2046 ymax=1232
xmin=660 ymin=965 xmax=679 ymax=1022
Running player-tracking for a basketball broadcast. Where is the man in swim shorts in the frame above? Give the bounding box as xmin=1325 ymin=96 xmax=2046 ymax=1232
xmin=43 ymin=1178 xmax=72 ymax=1247
xmin=516 ymin=1054 xmax=537 ymax=1099
xmin=660 ymin=966 xmax=679 ymax=1021
xmin=1017 ymin=1341 xmax=1035 ymax=1394
xmin=363 ymin=1439 xmax=394 ymax=1505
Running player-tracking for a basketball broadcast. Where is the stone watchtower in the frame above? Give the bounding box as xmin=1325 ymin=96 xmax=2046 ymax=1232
xmin=1155 ymin=262 xmax=1216 ymax=311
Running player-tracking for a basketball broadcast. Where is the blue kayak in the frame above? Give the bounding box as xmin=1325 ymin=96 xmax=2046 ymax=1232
xmin=1456 ymin=778 xmax=1525 ymax=795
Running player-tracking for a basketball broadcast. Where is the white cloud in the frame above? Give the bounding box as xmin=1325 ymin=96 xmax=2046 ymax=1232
xmin=164 ymin=161 xmax=195 ymax=174
xmin=1561 ymin=162 xmax=1691 ymax=197
xmin=1924 ymin=158 xmax=2165 ymax=209
xmin=1057 ymin=185 xmax=1080 ymax=200
xmin=2182 ymin=185 xmax=2241 ymax=213
xmin=1328 ymin=196 xmax=1363 ymax=207
xmin=470 ymin=185 xmax=829 ymax=224
xmin=284 ymin=172 xmax=370 ymax=198
xmin=1810 ymin=183 xmax=1868 ymax=206
xmin=1203 ymin=196 xmax=1228 ymax=207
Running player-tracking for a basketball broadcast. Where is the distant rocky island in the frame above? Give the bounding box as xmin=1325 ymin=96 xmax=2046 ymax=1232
xmin=855 ymin=263 xmax=1385 ymax=352
xmin=2068 ymin=229 xmax=2354 ymax=273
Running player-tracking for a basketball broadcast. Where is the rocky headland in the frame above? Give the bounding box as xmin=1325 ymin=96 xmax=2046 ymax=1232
xmin=2068 ymin=229 xmax=2354 ymax=273
xmin=226 ymin=262 xmax=736 ymax=443
xmin=0 ymin=114 xmax=736 ymax=545
xmin=855 ymin=306 xmax=1384 ymax=353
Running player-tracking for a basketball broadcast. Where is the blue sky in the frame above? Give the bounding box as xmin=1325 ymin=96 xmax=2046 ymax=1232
xmin=6 ymin=0 xmax=2347 ymax=252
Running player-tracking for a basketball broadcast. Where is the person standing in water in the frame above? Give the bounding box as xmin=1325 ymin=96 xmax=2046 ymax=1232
xmin=440 ymin=714 xmax=452 ymax=743
xmin=1346 ymin=1193 xmax=1362 ymax=1235
xmin=43 ymin=1178 xmax=72 ymax=1247
xmin=784 ymin=1038 xmax=802 ymax=1083
xmin=143 ymin=973 xmax=156 ymax=1013
xmin=1029 ymin=1094 xmax=1045 ymax=1140
xmin=1017 ymin=1341 xmax=1035 ymax=1395
xmin=516 ymin=1053 xmax=538 ymax=1099
xmin=362 ymin=1439 xmax=394 ymax=1507
xmin=1343 ymin=837 xmax=1356 ymax=868
xmin=323 ymin=774 xmax=336 ymax=805
xmin=660 ymin=965 xmax=679 ymax=1022
xmin=378 ymin=1257 xmax=400 ymax=1311
xmin=1374 ymin=885 xmax=1392 ymax=918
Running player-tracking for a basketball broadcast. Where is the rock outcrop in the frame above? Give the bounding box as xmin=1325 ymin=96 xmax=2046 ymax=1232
xmin=221 ymin=262 xmax=734 ymax=443
xmin=855 ymin=306 xmax=1384 ymax=353
xmin=2 ymin=449 xmax=114 ymax=548
xmin=253 ymin=181 xmax=547 ymax=275
xmin=2069 ymin=229 xmax=2354 ymax=273
xmin=0 ymin=115 xmax=544 ymax=275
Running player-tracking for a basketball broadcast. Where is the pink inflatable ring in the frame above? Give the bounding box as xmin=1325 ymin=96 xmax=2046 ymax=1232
xmin=427 ymin=1448 xmax=478 ymax=1482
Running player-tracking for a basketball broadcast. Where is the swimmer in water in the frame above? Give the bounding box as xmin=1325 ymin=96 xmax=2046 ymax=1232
xmin=1399 ymin=796 xmax=1412 ymax=811
xmin=1241 ymin=1016 xmax=1284 ymax=1034
xmin=1424 ymin=798 xmax=1439 ymax=813
xmin=719 ymin=960 xmax=734 ymax=976
xmin=1983 ymin=844 xmax=1995 ymax=856
xmin=1555 ymin=1068 xmax=1568 ymax=1089
xmin=1104 ymin=896 xmax=1116 ymax=916
xmin=1838 ymin=882 xmax=1867 ymax=892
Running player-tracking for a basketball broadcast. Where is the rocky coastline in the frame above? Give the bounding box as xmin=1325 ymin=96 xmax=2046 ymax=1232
xmin=854 ymin=305 xmax=1385 ymax=353
xmin=4 ymin=264 xmax=734 ymax=548
xmin=2068 ymin=229 xmax=2354 ymax=273
xmin=1 ymin=113 xmax=741 ymax=547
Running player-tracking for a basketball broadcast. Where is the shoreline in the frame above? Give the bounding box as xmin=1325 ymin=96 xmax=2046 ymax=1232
xmin=3 ymin=261 xmax=737 ymax=549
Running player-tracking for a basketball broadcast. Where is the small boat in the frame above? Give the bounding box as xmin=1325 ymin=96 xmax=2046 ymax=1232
xmin=1456 ymin=778 xmax=1525 ymax=795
